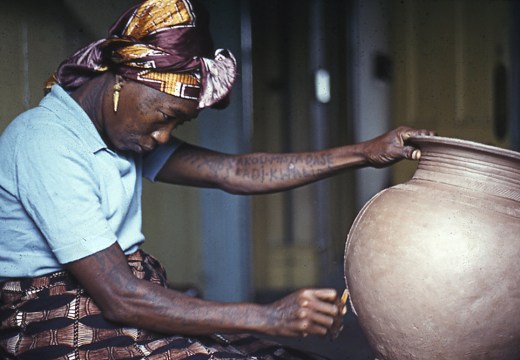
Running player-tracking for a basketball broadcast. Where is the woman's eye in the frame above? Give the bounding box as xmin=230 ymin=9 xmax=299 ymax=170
xmin=161 ymin=113 xmax=169 ymax=121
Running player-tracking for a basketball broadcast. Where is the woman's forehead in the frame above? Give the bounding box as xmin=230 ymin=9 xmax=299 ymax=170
xmin=161 ymin=93 xmax=200 ymax=119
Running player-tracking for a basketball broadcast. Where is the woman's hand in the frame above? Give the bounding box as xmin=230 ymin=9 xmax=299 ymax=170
xmin=361 ymin=126 xmax=435 ymax=168
xmin=263 ymin=288 xmax=345 ymax=338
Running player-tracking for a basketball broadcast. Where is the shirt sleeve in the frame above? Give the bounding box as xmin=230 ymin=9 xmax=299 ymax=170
xmin=142 ymin=136 xmax=184 ymax=182
xmin=15 ymin=123 xmax=117 ymax=264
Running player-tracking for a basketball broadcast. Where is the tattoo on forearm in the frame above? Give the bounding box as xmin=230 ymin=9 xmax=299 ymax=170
xmin=179 ymin=152 xmax=235 ymax=179
xmin=235 ymin=154 xmax=334 ymax=183
xmin=179 ymin=151 xmax=334 ymax=183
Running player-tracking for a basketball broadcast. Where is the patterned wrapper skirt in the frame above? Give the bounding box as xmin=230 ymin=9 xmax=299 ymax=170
xmin=0 ymin=250 xmax=326 ymax=360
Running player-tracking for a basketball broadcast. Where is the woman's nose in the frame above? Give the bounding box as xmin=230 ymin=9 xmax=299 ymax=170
xmin=151 ymin=129 xmax=170 ymax=144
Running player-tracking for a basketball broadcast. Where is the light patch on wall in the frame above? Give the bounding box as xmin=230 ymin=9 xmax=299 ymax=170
xmin=314 ymin=68 xmax=330 ymax=103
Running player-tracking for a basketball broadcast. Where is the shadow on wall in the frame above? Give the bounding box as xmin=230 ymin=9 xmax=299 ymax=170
xmin=0 ymin=0 xmax=135 ymax=131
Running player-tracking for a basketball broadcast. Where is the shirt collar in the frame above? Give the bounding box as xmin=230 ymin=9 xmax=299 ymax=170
xmin=39 ymin=85 xmax=107 ymax=153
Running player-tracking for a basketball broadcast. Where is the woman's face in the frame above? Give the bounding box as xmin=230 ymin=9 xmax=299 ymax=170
xmin=103 ymin=79 xmax=199 ymax=154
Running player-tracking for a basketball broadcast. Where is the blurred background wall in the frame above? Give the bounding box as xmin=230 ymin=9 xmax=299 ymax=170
xmin=0 ymin=2 xmax=518 ymax=355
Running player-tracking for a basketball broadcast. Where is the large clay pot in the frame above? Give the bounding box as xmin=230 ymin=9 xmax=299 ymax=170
xmin=344 ymin=135 xmax=520 ymax=360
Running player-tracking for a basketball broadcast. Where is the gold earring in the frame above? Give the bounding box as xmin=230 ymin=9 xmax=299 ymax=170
xmin=113 ymin=80 xmax=122 ymax=113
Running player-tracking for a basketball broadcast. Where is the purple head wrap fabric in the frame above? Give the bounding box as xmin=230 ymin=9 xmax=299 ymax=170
xmin=46 ymin=0 xmax=237 ymax=109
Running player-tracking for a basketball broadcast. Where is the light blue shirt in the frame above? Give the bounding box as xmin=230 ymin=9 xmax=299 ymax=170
xmin=0 ymin=85 xmax=182 ymax=281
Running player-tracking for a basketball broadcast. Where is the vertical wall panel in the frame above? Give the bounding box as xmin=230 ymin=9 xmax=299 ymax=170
xmin=391 ymin=0 xmax=511 ymax=184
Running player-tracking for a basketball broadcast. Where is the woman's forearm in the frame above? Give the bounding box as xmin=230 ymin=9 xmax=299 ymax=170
xmin=218 ymin=146 xmax=365 ymax=194
xmin=66 ymin=243 xmax=341 ymax=337
xmin=156 ymin=143 xmax=366 ymax=194
xmin=156 ymin=126 xmax=434 ymax=194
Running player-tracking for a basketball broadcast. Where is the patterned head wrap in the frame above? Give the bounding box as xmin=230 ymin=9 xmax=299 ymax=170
xmin=45 ymin=0 xmax=237 ymax=109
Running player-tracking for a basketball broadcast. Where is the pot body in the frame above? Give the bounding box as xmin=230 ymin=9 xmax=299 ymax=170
xmin=344 ymin=136 xmax=520 ymax=360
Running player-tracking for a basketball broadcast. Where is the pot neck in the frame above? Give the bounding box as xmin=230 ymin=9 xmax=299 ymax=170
xmin=410 ymin=136 xmax=520 ymax=202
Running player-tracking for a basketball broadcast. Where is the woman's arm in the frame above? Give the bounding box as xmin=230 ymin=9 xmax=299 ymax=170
xmin=156 ymin=126 xmax=434 ymax=194
xmin=66 ymin=242 xmax=343 ymax=337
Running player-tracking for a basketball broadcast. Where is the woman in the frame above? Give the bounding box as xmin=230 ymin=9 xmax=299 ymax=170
xmin=0 ymin=0 xmax=433 ymax=358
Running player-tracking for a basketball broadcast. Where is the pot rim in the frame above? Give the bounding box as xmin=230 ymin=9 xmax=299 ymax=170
xmin=409 ymin=135 xmax=520 ymax=162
